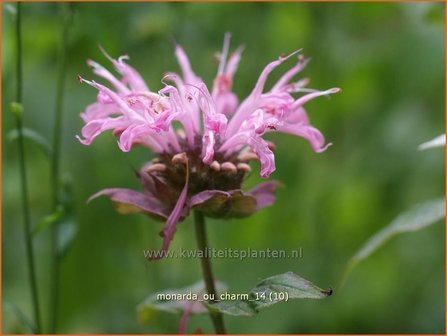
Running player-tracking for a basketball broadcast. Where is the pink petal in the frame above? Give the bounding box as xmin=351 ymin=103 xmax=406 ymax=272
xmin=284 ymin=106 xmax=310 ymax=124
xmin=201 ymin=130 xmax=215 ymax=164
xmin=88 ymin=188 xmax=169 ymax=218
xmin=76 ymin=117 xmax=128 ymax=145
xmin=87 ymin=59 xmax=130 ymax=95
xmin=271 ymin=56 xmax=309 ymax=92
xmin=164 ymin=72 xmax=200 ymax=130
xmin=226 ymin=50 xmax=301 ymax=136
xmin=277 ymin=123 xmax=331 ymax=153
xmin=211 ymin=36 xmax=242 ymax=116
xmin=115 ymin=59 xmax=149 ymax=92
xmin=249 ymin=136 xmax=276 ymax=178
xmin=215 ymin=91 xmax=238 ymax=116
xmin=216 ymin=32 xmax=231 ymax=76
xmin=220 ymin=132 xmax=275 ymax=178
xmin=100 ymin=47 xmax=150 ymax=92
xmin=292 ymin=87 xmax=341 ymax=108
xmin=247 ymin=181 xmax=279 ymax=210
xmin=117 ymin=124 xmax=156 ymax=152
xmin=225 ymin=45 xmax=244 ymax=79
xmin=80 ymin=78 xmax=143 ymax=121
xmin=80 ymin=102 xmax=120 ymax=123
xmin=159 ymin=84 xmax=197 ymax=146
xmin=194 ymin=82 xmax=227 ymax=135
xmin=175 ymin=45 xmax=202 ymax=85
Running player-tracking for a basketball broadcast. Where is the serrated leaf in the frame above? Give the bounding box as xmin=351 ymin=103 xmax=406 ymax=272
xmin=137 ymin=280 xmax=227 ymax=324
xmin=341 ymin=198 xmax=445 ymax=287
xmin=8 ymin=128 xmax=52 ymax=157
xmin=207 ymin=300 xmax=255 ymax=316
xmin=252 ymin=272 xmax=332 ymax=308
xmin=208 ymin=272 xmax=332 ymax=317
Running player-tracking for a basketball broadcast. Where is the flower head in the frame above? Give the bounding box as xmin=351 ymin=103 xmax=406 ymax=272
xmin=78 ymin=34 xmax=339 ymax=259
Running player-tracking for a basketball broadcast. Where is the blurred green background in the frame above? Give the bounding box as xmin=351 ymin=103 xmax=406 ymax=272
xmin=2 ymin=2 xmax=445 ymax=334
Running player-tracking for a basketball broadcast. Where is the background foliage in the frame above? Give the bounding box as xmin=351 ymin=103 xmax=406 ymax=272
xmin=2 ymin=2 xmax=445 ymax=333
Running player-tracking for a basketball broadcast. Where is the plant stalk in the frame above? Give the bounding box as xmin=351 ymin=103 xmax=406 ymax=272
xmin=14 ymin=3 xmax=42 ymax=333
xmin=193 ymin=211 xmax=226 ymax=334
xmin=49 ymin=4 xmax=73 ymax=333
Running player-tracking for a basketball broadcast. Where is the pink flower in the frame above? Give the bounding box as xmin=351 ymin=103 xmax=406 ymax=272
xmin=78 ymin=34 xmax=339 ymax=258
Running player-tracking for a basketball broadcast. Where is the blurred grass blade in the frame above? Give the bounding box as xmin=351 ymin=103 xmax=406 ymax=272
xmin=208 ymin=272 xmax=332 ymax=317
xmin=3 ymin=302 xmax=36 ymax=333
xmin=341 ymin=197 xmax=445 ymax=288
xmin=8 ymin=128 xmax=52 ymax=158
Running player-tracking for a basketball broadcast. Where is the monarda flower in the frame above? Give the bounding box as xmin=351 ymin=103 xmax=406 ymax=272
xmin=77 ymin=34 xmax=339 ymax=259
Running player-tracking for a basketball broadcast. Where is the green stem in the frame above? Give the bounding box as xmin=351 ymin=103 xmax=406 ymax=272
xmin=193 ymin=211 xmax=226 ymax=334
xmin=49 ymin=4 xmax=73 ymax=333
xmin=14 ymin=3 xmax=42 ymax=333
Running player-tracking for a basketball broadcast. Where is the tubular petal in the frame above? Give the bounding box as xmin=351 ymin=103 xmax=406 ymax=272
xmin=175 ymin=45 xmax=202 ymax=85
xmin=87 ymin=59 xmax=130 ymax=94
xmin=99 ymin=46 xmax=150 ymax=92
xmin=77 ymin=117 xmax=128 ymax=145
xmin=202 ymin=130 xmax=215 ymax=164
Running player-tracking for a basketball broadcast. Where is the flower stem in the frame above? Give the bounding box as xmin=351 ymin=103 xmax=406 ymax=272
xmin=49 ymin=4 xmax=73 ymax=333
xmin=193 ymin=211 xmax=226 ymax=334
xmin=14 ymin=3 xmax=42 ymax=333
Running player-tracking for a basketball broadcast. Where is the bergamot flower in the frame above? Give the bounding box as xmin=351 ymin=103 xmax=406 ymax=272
xmin=78 ymin=33 xmax=339 ymax=259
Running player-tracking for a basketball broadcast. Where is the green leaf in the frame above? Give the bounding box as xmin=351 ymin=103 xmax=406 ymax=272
xmin=57 ymin=216 xmax=77 ymax=258
xmin=137 ymin=280 xmax=227 ymax=324
xmin=341 ymin=198 xmax=445 ymax=288
xmin=10 ymin=102 xmax=23 ymax=116
xmin=207 ymin=300 xmax=254 ymax=316
xmin=32 ymin=206 xmax=65 ymax=236
xmin=8 ymin=128 xmax=52 ymax=157
xmin=207 ymin=272 xmax=332 ymax=317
